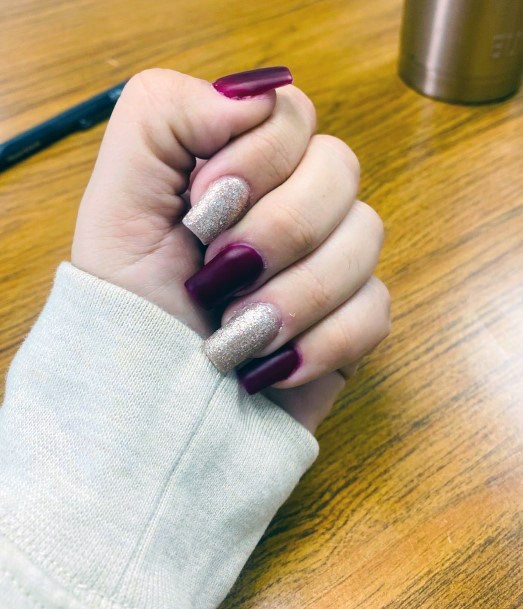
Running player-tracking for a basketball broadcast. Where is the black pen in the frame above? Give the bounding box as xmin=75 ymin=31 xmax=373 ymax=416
xmin=0 ymin=80 xmax=128 ymax=172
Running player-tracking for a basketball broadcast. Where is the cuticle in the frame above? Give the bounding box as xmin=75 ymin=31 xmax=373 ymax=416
xmin=209 ymin=241 xmax=267 ymax=271
xmin=290 ymin=343 xmax=303 ymax=374
xmin=225 ymin=301 xmax=281 ymax=331
xmin=212 ymin=86 xmax=274 ymax=102
xmin=204 ymin=174 xmax=250 ymax=194
xmin=272 ymin=343 xmax=302 ymax=385
xmin=237 ymin=241 xmax=268 ymax=269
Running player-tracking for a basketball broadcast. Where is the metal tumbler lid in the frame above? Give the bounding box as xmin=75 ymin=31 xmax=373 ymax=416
xmin=399 ymin=0 xmax=523 ymax=104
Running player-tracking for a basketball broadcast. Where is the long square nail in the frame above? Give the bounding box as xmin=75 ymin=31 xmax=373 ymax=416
xmin=183 ymin=176 xmax=250 ymax=244
xmin=213 ymin=66 xmax=293 ymax=99
xmin=237 ymin=343 xmax=301 ymax=394
xmin=185 ymin=244 xmax=264 ymax=310
xmin=204 ymin=303 xmax=280 ymax=373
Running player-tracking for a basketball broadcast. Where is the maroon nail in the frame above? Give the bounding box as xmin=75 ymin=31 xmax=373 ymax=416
xmin=185 ymin=244 xmax=264 ymax=310
xmin=237 ymin=343 xmax=301 ymax=395
xmin=213 ymin=66 xmax=293 ymax=99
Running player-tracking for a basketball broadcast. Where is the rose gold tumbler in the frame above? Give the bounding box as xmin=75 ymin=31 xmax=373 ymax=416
xmin=399 ymin=0 xmax=523 ymax=104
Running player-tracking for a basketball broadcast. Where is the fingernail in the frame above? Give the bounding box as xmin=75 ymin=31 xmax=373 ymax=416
xmin=204 ymin=303 xmax=280 ymax=373
xmin=213 ymin=66 xmax=293 ymax=99
xmin=183 ymin=176 xmax=250 ymax=244
xmin=185 ymin=244 xmax=264 ymax=310
xmin=237 ymin=343 xmax=301 ymax=395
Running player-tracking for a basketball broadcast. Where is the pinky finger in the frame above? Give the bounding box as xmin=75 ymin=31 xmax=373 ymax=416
xmin=237 ymin=276 xmax=391 ymax=394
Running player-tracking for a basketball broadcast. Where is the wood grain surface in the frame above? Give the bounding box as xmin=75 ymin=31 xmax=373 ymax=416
xmin=1 ymin=0 xmax=522 ymax=607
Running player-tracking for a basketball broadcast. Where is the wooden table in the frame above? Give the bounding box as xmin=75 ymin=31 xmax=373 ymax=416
xmin=1 ymin=1 xmax=522 ymax=607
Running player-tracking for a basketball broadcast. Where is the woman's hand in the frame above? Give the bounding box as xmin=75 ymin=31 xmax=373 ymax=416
xmin=72 ymin=67 xmax=390 ymax=433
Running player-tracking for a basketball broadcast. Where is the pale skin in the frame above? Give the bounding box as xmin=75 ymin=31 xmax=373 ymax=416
xmin=72 ymin=69 xmax=391 ymax=434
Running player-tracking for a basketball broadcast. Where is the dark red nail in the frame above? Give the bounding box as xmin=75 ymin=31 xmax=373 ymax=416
xmin=213 ymin=66 xmax=293 ymax=99
xmin=237 ymin=343 xmax=301 ymax=395
xmin=185 ymin=244 xmax=264 ymax=310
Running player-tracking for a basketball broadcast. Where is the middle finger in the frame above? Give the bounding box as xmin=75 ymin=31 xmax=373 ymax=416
xmin=185 ymin=135 xmax=359 ymax=310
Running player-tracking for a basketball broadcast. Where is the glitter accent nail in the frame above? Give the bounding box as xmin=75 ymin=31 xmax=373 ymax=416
xmin=204 ymin=303 xmax=281 ymax=373
xmin=182 ymin=176 xmax=250 ymax=244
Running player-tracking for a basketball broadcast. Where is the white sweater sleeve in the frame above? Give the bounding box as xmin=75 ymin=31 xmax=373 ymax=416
xmin=0 ymin=262 xmax=318 ymax=609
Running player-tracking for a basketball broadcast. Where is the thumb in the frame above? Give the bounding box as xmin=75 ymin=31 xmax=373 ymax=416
xmin=78 ymin=68 xmax=285 ymax=222
xmin=72 ymin=68 xmax=289 ymax=333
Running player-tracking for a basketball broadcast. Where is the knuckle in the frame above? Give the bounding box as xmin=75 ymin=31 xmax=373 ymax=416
xmin=251 ymin=128 xmax=295 ymax=183
xmin=122 ymin=69 xmax=166 ymax=101
xmin=294 ymin=216 xmax=317 ymax=257
xmin=382 ymin=283 xmax=392 ymax=312
xmin=369 ymin=277 xmax=392 ymax=335
xmin=294 ymin=88 xmax=317 ymax=131
xmin=381 ymin=303 xmax=392 ymax=339
xmin=331 ymin=316 xmax=356 ymax=363
xmin=301 ymin=94 xmax=317 ymax=131
xmin=295 ymin=261 xmax=332 ymax=311
xmin=275 ymin=205 xmax=317 ymax=258
xmin=280 ymin=85 xmax=317 ymax=132
xmin=120 ymin=73 xmax=145 ymax=98
xmin=356 ymin=200 xmax=385 ymax=245
xmin=121 ymin=69 xmax=186 ymax=109
xmin=315 ymin=135 xmax=360 ymax=179
xmin=132 ymin=68 xmax=165 ymax=86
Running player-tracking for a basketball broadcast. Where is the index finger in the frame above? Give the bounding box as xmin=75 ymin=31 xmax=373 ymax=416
xmin=182 ymin=85 xmax=316 ymax=244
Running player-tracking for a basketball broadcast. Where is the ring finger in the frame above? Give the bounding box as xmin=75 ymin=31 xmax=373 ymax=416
xmin=203 ymin=200 xmax=384 ymax=373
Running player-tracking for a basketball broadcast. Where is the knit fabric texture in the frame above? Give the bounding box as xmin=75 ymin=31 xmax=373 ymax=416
xmin=0 ymin=263 xmax=318 ymax=609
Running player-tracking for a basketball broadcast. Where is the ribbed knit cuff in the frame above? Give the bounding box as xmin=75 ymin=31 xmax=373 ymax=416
xmin=0 ymin=262 xmax=318 ymax=609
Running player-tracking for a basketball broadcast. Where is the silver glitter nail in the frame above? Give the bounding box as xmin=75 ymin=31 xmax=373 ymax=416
xmin=204 ymin=303 xmax=281 ymax=373
xmin=182 ymin=176 xmax=250 ymax=244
